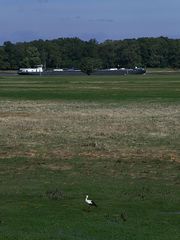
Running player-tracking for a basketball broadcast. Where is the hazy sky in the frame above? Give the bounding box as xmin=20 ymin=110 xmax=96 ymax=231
xmin=0 ymin=0 xmax=180 ymax=44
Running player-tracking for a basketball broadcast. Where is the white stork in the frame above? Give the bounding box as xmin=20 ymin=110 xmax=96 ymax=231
xmin=85 ymin=195 xmax=97 ymax=207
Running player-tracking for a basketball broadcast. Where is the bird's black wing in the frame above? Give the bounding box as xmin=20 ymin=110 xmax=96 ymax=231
xmin=91 ymin=201 xmax=97 ymax=207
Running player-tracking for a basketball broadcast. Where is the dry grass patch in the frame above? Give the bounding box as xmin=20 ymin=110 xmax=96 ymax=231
xmin=41 ymin=163 xmax=72 ymax=171
xmin=79 ymin=149 xmax=180 ymax=163
xmin=0 ymin=100 xmax=179 ymax=163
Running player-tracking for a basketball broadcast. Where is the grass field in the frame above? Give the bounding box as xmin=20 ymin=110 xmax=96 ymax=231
xmin=0 ymin=74 xmax=179 ymax=239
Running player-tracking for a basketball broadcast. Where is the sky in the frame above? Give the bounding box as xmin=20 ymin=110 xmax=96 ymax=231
xmin=0 ymin=0 xmax=180 ymax=44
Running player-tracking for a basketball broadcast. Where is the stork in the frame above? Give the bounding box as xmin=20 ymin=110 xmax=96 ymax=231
xmin=85 ymin=195 xmax=97 ymax=207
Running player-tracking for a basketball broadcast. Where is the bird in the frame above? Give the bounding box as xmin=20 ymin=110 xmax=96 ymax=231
xmin=120 ymin=212 xmax=127 ymax=222
xmin=85 ymin=195 xmax=97 ymax=207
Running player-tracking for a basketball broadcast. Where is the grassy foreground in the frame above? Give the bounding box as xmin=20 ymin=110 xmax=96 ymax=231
xmin=0 ymin=74 xmax=179 ymax=239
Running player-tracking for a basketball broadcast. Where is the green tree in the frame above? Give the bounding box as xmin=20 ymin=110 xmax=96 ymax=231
xmin=114 ymin=40 xmax=142 ymax=68
xmin=3 ymin=41 xmax=18 ymax=69
xmin=20 ymin=46 xmax=41 ymax=67
xmin=168 ymin=40 xmax=180 ymax=68
xmin=1 ymin=36 xmax=180 ymax=70
xmin=138 ymin=37 xmax=169 ymax=68
xmin=98 ymin=40 xmax=116 ymax=68
xmin=0 ymin=47 xmax=10 ymax=69
xmin=80 ymin=57 xmax=102 ymax=75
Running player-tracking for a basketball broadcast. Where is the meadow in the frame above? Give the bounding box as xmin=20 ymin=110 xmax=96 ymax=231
xmin=0 ymin=74 xmax=179 ymax=239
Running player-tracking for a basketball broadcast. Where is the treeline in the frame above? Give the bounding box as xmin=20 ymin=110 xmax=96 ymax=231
xmin=0 ymin=37 xmax=180 ymax=70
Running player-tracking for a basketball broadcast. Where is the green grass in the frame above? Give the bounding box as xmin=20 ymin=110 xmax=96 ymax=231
xmin=0 ymin=73 xmax=179 ymax=239
xmin=0 ymin=74 xmax=180 ymax=101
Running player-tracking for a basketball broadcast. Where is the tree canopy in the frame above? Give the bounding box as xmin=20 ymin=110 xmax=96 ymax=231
xmin=0 ymin=37 xmax=180 ymax=70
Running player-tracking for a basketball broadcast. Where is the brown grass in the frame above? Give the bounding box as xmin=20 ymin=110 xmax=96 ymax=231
xmin=0 ymin=100 xmax=179 ymax=163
